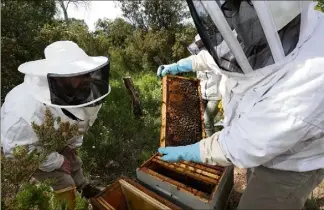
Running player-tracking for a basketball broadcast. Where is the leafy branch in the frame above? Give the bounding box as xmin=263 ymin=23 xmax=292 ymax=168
xmin=315 ymin=0 xmax=324 ymax=12
xmin=1 ymin=107 xmax=87 ymax=210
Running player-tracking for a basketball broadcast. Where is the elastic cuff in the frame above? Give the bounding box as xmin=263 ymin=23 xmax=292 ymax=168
xmin=199 ymin=133 xmax=232 ymax=166
xmin=38 ymin=154 xmax=65 ymax=172
xmin=190 ymin=55 xmax=199 ymax=72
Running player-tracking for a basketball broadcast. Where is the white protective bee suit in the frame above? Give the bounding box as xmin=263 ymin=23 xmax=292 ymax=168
xmin=160 ymin=1 xmax=324 ymax=208
xmin=1 ymin=41 xmax=110 ymax=198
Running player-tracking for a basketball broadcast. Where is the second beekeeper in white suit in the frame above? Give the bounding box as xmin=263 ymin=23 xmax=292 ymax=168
xmin=187 ymin=34 xmax=222 ymax=137
xmin=1 ymin=41 xmax=110 ymax=202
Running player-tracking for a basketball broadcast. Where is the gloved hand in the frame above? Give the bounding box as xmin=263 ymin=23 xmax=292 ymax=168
xmin=157 ymin=58 xmax=193 ymax=77
xmin=158 ymin=142 xmax=202 ymax=163
xmin=58 ymin=158 xmax=71 ymax=175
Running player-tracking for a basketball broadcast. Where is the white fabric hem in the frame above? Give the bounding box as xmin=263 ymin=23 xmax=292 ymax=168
xmin=38 ymin=153 xmax=64 ymax=172
xmin=199 ymin=133 xmax=232 ymax=166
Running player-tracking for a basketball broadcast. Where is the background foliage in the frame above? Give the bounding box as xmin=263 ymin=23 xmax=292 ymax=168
xmin=1 ymin=0 xmax=196 ymax=102
xmin=315 ymin=0 xmax=324 ymax=12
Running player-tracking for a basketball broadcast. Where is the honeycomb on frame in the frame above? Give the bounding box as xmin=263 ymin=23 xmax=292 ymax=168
xmin=160 ymin=75 xmax=206 ymax=147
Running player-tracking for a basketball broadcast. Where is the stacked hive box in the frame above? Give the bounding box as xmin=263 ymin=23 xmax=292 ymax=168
xmin=136 ymin=75 xmax=233 ymax=210
xmin=90 ymin=178 xmax=182 ymax=210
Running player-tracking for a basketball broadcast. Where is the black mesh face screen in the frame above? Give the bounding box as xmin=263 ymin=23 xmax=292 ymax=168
xmin=186 ymin=0 xmax=224 ymax=70
xmin=47 ymin=62 xmax=110 ymax=106
xmin=186 ymin=0 xmax=300 ymax=73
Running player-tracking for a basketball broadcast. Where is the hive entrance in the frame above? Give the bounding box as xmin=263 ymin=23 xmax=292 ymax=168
xmin=161 ymin=76 xmax=204 ymax=147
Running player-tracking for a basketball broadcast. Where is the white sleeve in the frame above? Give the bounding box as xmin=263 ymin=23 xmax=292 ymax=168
xmin=216 ymin=102 xmax=320 ymax=168
xmin=199 ymin=132 xmax=232 ymax=166
xmin=38 ymin=152 xmax=64 ymax=172
xmin=1 ymin=115 xmax=64 ymax=172
xmin=190 ymin=50 xmax=221 ymax=74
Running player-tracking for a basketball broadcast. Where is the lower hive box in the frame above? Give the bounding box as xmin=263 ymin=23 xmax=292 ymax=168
xmin=136 ymin=75 xmax=234 ymax=209
xmin=136 ymin=155 xmax=233 ymax=209
xmin=90 ymin=178 xmax=182 ymax=210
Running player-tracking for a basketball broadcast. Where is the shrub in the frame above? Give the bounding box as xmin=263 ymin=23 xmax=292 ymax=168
xmin=1 ymin=108 xmax=88 ymax=210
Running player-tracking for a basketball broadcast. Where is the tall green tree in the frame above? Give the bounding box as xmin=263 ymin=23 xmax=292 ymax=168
xmin=116 ymin=0 xmax=195 ymax=72
xmin=143 ymin=0 xmax=189 ymax=31
xmin=56 ymin=0 xmax=89 ymax=23
xmin=118 ymin=0 xmax=148 ymax=31
xmin=118 ymin=0 xmax=189 ymax=31
xmin=95 ymin=18 xmax=134 ymax=49
xmin=1 ymin=0 xmax=57 ymax=101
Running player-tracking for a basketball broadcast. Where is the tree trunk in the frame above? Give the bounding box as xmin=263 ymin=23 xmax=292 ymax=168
xmin=123 ymin=76 xmax=143 ymax=118
xmin=58 ymin=0 xmax=69 ymax=22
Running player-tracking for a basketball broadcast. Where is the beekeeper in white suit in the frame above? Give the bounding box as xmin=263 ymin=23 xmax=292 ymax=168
xmin=158 ymin=1 xmax=324 ymax=209
xmin=1 ymin=41 xmax=110 ymax=201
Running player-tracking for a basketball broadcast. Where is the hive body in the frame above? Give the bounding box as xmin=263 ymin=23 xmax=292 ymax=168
xmin=137 ymin=75 xmax=233 ymax=209
xmin=90 ymin=178 xmax=182 ymax=210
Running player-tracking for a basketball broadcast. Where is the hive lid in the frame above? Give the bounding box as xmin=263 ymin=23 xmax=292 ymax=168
xmin=160 ymin=75 xmax=206 ymax=147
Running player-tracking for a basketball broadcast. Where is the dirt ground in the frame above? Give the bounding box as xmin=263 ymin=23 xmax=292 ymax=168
xmin=227 ymin=168 xmax=324 ymax=210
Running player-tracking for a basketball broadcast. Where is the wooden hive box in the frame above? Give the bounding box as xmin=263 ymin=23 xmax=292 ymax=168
xmin=90 ymin=177 xmax=182 ymax=210
xmin=136 ymin=75 xmax=233 ymax=209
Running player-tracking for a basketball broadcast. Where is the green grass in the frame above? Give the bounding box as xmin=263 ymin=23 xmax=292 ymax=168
xmin=79 ymin=72 xmax=162 ymax=184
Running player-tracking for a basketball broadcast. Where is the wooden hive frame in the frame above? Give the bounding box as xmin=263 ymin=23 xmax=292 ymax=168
xmin=160 ymin=75 xmax=206 ymax=148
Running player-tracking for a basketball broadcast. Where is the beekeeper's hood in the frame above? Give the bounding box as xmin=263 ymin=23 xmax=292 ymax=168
xmin=187 ymin=34 xmax=204 ymax=55
xmin=186 ymin=0 xmax=306 ymax=74
xmin=19 ymin=41 xmax=111 ymax=122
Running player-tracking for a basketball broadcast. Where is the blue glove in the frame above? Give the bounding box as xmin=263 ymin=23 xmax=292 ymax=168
xmin=157 ymin=58 xmax=193 ymax=77
xmin=158 ymin=142 xmax=202 ymax=163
